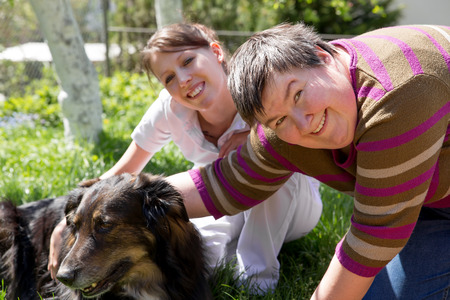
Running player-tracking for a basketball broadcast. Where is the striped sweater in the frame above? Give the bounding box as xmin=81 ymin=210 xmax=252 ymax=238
xmin=189 ymin=25 xmax=450 ymax=277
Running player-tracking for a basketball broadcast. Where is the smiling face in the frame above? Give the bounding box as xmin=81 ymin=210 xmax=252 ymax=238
xmin=148 ymin=44 xmax=228 ymax=112
xmin=258 ymin=49 xmax=357 ymax=149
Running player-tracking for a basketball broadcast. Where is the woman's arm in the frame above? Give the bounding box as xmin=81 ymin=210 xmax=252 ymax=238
xmin=166 ymin=171 xmax=209 ymax=218
xmin=100 ymin=141 xmax=153 ymax=179
xmin=312 ymin=254 xmax=375 ymax=300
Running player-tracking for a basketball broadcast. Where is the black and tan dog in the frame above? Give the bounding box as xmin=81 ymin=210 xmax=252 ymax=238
xmin=0 ymin=173 xmax=211 ymax=300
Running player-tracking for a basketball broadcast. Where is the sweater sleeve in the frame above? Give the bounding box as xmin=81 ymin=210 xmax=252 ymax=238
xmin=336 ymin=76 xmax=450 ymax=277
xmin=188 ymin=124 xmax=294 ymax=218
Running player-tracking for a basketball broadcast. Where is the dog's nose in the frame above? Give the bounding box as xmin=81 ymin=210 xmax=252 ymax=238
xmin=56 ymin=267 xmax=76 ymax=286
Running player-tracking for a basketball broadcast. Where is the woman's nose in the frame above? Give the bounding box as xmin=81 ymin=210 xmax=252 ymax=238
xmin=178 ymin=70 xmax=192 ymax=87
xmin=292 ymin=110 xmax=312 ymax=134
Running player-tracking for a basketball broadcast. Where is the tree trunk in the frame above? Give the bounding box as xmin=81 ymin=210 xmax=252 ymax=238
xmin=28 ymin=0 xmax=103 ymax=142
xmin=155 ymin=0 xmax=183 ymax=29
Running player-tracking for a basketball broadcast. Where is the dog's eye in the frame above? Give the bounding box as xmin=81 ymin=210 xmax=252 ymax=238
xmin=68 ymin=222 xmax=76 ymax=232
xmin=94 ymin=218 xmax=114 ymax=233
xmin=67 ymin=214 xmax=80 ymax=232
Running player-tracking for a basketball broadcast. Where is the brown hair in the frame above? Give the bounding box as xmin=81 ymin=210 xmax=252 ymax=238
xmin=228 ymin=22 xmax=337 ymax=125
xmin=141 ymin=23 xmax=228 ymax=77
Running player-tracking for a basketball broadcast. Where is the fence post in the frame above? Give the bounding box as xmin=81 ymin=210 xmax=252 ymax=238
xmin=102 ymin=0 xmax=111 ymax=77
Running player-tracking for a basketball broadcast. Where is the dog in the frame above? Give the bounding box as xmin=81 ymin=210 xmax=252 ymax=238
xmin=0 ymin=173 xmax=211 ymax=300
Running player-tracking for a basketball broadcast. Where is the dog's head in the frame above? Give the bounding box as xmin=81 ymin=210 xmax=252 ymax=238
xmin=56 ymin=173 xmax=207 ymax=299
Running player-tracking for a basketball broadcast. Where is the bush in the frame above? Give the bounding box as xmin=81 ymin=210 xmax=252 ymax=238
xmin=0 ymin=70 xmax=192 ymax=200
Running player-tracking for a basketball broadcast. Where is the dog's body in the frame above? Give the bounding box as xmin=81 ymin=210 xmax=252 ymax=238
xmin=0 ymin=173 xmax=211 ymax=300
xmin=0 ymin=196 xmax=66 ymax=299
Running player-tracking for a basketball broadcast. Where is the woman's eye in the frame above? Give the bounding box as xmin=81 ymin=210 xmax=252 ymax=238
xmin=184 ymin=57 xmax=194 ymax=66
xmin=275 ymin=116 xmax=286 ymax=126
xmin=294 ymin=91 xmax=302 ymax=102
xmin=165 ymin=74 xmax=174 ymax=84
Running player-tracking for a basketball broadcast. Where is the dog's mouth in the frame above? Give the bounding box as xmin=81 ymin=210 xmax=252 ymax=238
xmin=79 ymin=259 xmax=133 ymax=297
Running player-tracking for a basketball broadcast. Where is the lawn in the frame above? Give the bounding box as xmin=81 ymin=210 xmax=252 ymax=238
xmin=0 ymin=70 xmax=353 ymax=299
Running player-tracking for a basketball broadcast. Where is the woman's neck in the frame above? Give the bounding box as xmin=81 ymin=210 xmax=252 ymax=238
xmin=197 ymin=93 xmax=237 ymax=145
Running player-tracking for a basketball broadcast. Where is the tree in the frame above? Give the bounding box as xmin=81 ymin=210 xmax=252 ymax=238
xmin=183 ymin=0 xmax=402 ymax=35
xmin=28 ymin=0 xmax=102 ymax=142
xmin=155 ymin=0 xmax=183 ymax=28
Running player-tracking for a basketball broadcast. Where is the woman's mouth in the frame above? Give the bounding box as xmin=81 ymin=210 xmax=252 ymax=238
xmin=187 ymin=82 xmax=204 ymax=98
xmin=312 ymin=110 xmax=326 ymax=134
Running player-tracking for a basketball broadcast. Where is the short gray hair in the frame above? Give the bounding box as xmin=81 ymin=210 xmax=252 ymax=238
xmin=228 ymin=23 xmax=336 ymax=125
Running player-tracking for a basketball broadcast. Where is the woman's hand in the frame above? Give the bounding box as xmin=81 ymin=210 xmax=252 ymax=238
xmin=218 ymin=130 xmax=250 ymax=158
xmin=48 ymin=218 xmax=67 ymax=280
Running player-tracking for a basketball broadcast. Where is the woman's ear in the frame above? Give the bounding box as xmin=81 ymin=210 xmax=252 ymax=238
xmin=210 ymin=42 xmax=224 ymax=64
xmin=315 ymin=45 xmax=332 ymax=64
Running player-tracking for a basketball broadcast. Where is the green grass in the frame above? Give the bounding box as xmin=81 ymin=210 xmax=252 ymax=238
xmin=0 ymin=71 xmax=353 ymax=299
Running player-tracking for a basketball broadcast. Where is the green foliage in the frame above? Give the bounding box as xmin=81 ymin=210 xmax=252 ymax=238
xmin=0 ymin=0 xmax=40 ymax=47
xmin=0 ymin=68 xmax=162 ymax=130
xmin=183 ymin=0 xmax=402 ymax=34
xmin=1 ymin=87 xmax=61 ymax=127
xmin=0 ymin=280 xmax=6 ymax=299
xmin=100 ymin=71 xmax=160 ymax=134
xmin=0 ymin=64 xmax=61 ymax=125
xmin=110 ymin=0 xmax=157 ymax=30
xmin=102 ymin=0 xmax=403 ymax=64
xmin=0 ymin=61 xmax=54 ymax=98
xmin=0 ymin=70 xmax=191 ymax=200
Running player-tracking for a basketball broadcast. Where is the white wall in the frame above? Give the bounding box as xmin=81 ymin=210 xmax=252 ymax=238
xmin=394 ymin=0 xmax=450 ymax=26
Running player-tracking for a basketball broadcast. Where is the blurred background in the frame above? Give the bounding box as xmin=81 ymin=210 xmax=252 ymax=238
xmin=1 ymin=0 xmax=448 ymax=100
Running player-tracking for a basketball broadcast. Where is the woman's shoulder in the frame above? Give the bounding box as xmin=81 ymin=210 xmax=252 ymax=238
xmin=154 ymin=88 xmax=173 ymax=107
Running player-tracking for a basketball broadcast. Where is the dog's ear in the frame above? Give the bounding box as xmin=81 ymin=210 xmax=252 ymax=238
xmin=138 ymin=173 xmax=189 ymax=227
xmin=63 ymin=178 xmax=99 ymax=221
xmin=64 ymin=187 xmax=86 ymax=224
xmin=137 ymin=173 xmax=210 ymax=299
xmin=78 ymin=177 xmax=100 ymax=188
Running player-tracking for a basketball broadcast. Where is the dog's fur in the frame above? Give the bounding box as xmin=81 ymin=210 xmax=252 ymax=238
xmin=0 ymin=173 xmax=211 ymax=300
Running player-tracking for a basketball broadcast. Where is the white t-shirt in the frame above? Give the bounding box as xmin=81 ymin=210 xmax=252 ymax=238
xmin=131 ymin=89 xmax=249 ymax=168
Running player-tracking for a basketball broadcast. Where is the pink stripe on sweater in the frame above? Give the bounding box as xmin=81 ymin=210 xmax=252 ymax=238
xmin=315 ymin=172 xmax=355 ymax=184
xmin=257 ymin=124 xmax=303 ymax=172
xmin=348 ymin=39 xmax=394 ymax=92
xmin=363 ymin=35 xmax=424 ymax=75
xmin=351 ymin=216 xmax=416 ymax=239
xmin=335 ymin=239 xmax=383 ymax=277
xmin=424 ymin=164 xmax=440 ymax=203
xmin=356 ymin=163 xmax=436 ymax=197
xmin=188 ymin=169 xmax=223 ymax=219
xmin=445 ymin=126 xmax=450 ymax=143
xmin=403 ymin=26 xmax=450 ymax=72
xmin=213 ymin=159 xmax=262 ymax=207
xmin=236 ymin=145 xmax=292 ymax=183
xmin=357 ymin=102 xmax=450 ymax=151
xmin=425 ymin=194 xmax=450 ymax=208
xmin=357 ymin=86 xmax=386 ymax=101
